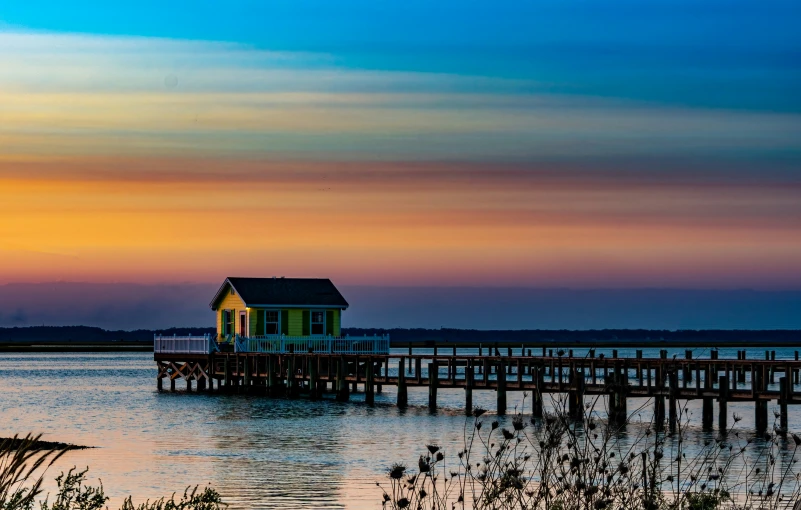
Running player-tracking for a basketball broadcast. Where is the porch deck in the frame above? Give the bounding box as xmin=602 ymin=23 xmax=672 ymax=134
xmin=154 ymin=333 xmax=390 ymax=355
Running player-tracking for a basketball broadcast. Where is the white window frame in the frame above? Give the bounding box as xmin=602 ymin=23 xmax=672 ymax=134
xmin=263 ymin=309 xmax=281 ymax=336
xmin=222 ymin=309 xmax=235 ymax=336
xmin=310 ymin=310 xmax=325 ymax=336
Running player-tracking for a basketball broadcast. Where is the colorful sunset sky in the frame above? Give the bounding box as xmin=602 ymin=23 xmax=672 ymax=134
xmin=1 ymin=1 xmax=800 ymax=328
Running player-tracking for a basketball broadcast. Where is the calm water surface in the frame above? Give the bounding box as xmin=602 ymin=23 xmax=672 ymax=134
xmin=2 ymin=348 xmax=801 ymax=508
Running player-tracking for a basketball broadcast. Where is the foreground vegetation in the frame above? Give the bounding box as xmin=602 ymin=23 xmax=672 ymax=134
xmin=0 ymin=435 xmax=227 ymax=510
xmin=378 ymin=394 xmax=801 ymax=510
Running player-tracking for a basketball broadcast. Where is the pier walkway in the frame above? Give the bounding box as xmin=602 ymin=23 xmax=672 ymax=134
xmin=155 ymin=344 xmax=801 ymax=434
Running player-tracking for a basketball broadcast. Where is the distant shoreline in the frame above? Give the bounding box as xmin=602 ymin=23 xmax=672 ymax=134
xmin=0 ymin=325 xmax=799 ymax=351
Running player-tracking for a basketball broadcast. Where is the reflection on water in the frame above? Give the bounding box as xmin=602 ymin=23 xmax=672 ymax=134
xmin=1 ymin=350 xmax=800 ymax=508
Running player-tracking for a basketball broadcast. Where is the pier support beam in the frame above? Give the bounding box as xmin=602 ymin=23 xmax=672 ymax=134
xmin=170 ymin=377 xmax=176 ymax=392
xmin=668 ymin=370 xmax=678 ymax=433
xmin=702 ymin=363 xmax=713 ymax=429
xmin=309 ymin=355 xmax=318 ymax=400
xmin=267 ymin=355 xmax=276 ymax=396
xmin=653 ymin=366 xmax=664 ymax=431
xmin=568 ymin=368 xmax=584 ymax=420
xmin=243 ymin=356 xmax=251 ymax=393
xmin=464 ymin=359 xmax=473 ymax=416
xmin=532 ymin=366 xmax=543 ymax=418
xmin=780 ymin=376 xmax=789 ymax=433
xmin=157 ymin=377 xmax=163 ymax=391
xmin=428 ymin=362 xmax=438 ymax=412
xmin=718 ymin=375 xmax=729 ymax=433
xmin=365 ymin=358 xmax=375 ymax=406
xmin=336 ymin=356 xmax=349 ymax=402
xmin=397 ymin=358 xmax=407 ymax=408
xmin=755 ymin=366 xmax=768 ymax=432
xmin=497 ymin=360 xmax=507 ymax=416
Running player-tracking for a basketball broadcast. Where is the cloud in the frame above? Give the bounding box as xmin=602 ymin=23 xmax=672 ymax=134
xmin=1 ymin=30 xmax=799 ymax=160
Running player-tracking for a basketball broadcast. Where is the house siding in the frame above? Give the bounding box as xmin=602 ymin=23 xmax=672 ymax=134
xmin=333 ymin=309 xmax=341 ymax=336
xmin=249 ymin=308 xmax=260 ymax=337
xmin=288 ymin=309 xmax=304 ymax=336
xmin=215 ymin=289 xmax=246 ymax=337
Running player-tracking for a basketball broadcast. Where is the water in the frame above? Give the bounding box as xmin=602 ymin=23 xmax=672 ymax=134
xmin=2 ymin=347 xmax=801 ymax=508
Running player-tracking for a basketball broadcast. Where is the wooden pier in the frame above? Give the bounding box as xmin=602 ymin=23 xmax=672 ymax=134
xmin=156 ymin=347 xmax=801 ymax=433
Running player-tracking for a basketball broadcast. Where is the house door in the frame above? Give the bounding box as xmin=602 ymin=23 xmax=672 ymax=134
xmin=239 ymin=311 xmax=247 ymax=336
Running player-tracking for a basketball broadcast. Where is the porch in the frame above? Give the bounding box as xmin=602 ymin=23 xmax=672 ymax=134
xmin=154 ymin=333 xmax=390 ymax=355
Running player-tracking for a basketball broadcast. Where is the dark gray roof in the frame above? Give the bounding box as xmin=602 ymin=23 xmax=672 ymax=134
xmin=211 ymin=277 xmax=348 ymax=309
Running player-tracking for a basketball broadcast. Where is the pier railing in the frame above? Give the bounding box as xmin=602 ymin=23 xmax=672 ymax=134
xmin=234 ymin=334 xmax=390 ymax=355
xmin=154 ymin=334 xmax=218 ymax=354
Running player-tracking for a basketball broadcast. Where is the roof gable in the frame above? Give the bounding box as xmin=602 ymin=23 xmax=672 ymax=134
xmin=210 ymin=277 xmax=349 ymax=310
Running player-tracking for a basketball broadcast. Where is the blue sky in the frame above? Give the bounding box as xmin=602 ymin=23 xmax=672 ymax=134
xmin=3 ymin=0 xmax=799 ymax=111
xmin=1 ymin=1 xmax=800 ymax=329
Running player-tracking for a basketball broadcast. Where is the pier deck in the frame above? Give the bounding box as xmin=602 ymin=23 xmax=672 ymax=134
xmin=155 ymin=347 xmax=801 ymax=433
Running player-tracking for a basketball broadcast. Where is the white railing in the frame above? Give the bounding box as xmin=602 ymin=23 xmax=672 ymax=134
xmin=234 ymin=334 xmax=390 ymax=355
xmin=154 ymin=333 xmax=218 ymax=354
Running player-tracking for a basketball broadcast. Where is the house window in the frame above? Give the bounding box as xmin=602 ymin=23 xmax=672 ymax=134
xmin=311 ymin=311 xmax=325 ymax=335
xmin=223 ymin=310 xmax=234 ymax=336
xmin=265 ymin=310 xmax=280 ymax=335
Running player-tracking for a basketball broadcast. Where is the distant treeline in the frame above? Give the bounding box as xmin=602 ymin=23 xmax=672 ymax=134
xmin=1 ymin=326 xmax=799 ymax=347
xmin=0 ymin=326 xmax=215 ymax=343
xmin=345 ymin=327 xmax=801 ymax=347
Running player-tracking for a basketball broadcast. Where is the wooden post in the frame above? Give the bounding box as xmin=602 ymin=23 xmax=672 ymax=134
xmin=465 ymin=359 xmax=473 ymax=416
xmin=416 ymin=358 xmax=422 ymax=384
xmin=267 ymin=355 xmax=276 ymax=395
xmin=170 ymin=377 xmax=176 ymax=392
xmin=336 ymin=356 xmax=349 ymax=402
xmin=668 ymin=370 xmax=678 ymax=433
xmin=428 ymin=362 xmax=438 ymax=412
xmin=497 ymin=360 xmax=507 ymax=416
xmin=198 ymin=377 xmax=206 ymax=392
xmin=309 ymin=355 xmax=318 ymax=400
xmin=754 ymin=365 xmax=768 ymax=432
xmin=702 ymin=363 xmax=713 ymax=430
xmin=365 ymin=357 xmax=375 ymax=406
xmin=569 ymin=368 xmax=584 ymax=420
xmin=718 ymin=375 xmax=728 ymax=432
xmin=157 ymin=377 xmax=163 ymax=391
xmin=397 ymin=358 xmax=408 ymax=408
xmin=780 ymin=376 xmax=789 ymax=432
xmin=186 ymin=377 xmax=192 ymax=392
xmin=683 ymin=350 xmax=692 ymax=388
xmin=376 ymin=360 xmax=383 ymax=394
xmin=654 ymin=365 xmax=664 ymax=431
xmin=532 ymin=366 xmax=543 ymax=418
xmin=243 ymin=355 xmax=251 ymax=392
xmin=408 ymin=344 xmax=413 ymax=374
xmin=287 ymin=356 xmax=296 ymax=398
xmin=224 ymin=356 xmax=230 ymax=388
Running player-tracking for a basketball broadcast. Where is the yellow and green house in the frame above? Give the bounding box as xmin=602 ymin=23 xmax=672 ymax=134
xmin=210 ymin=277 xmax=348 ymax=341
xmin=154 ymin=276 xmax=386 ymax=354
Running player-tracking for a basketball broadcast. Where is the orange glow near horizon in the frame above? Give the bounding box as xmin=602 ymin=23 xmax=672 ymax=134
xmin=1 ymin=156 xmax=800 ymax=289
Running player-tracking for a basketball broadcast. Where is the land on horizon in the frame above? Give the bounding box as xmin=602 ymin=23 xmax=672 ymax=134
xmin=1 ymin=325 xmax=799 ymax=350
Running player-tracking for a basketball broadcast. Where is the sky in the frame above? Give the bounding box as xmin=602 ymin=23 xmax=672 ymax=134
xmin=0 ymin=1 xmax=800 ymax=328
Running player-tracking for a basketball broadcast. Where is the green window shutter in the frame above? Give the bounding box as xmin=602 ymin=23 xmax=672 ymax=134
xmin=325 ymin=310 xmax=334 ymax=336
xmin=255 ymin=310 xmax=264 ymax=336
xmin=281 ymin=310 xmax=289 ymax=335
xmin=302 ymin=310 xmax=310 ymax=336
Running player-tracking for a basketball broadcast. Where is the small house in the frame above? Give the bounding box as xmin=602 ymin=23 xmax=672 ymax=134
xmin=210 ymin=277 xmax=348 ymax=340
